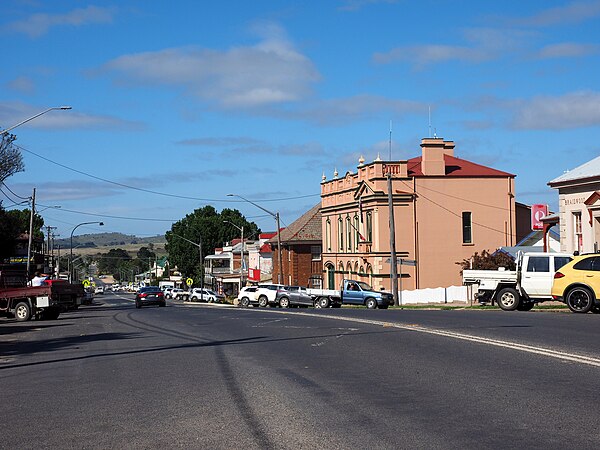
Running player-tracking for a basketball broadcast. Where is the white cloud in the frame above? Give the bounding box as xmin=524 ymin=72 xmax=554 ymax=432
xmin=287 ymin=95 xmax=426 ymax=125
xmin=512 ymin=91 xmax=600 ymax=129
xmin=7 ymin=5 xmax=116 ymax=38
xmin=6 ymin=76 xmax=35 ymax=94
xmin=100 ymin=23 xmax=320 ymax=109
xmin=0 ymin=101 xmax=143 ymax=131
xmin=511 ymin=1 xmax=600 ymax=27
xmin=537 ymin=42 xmax=600 ymax=58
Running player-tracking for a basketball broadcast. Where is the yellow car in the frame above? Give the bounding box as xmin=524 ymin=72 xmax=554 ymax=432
xmin=551 ymin=254 xmax=600 ymax=313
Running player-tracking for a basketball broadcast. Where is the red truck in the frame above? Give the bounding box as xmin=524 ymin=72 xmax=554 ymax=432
xmin=0 ymin=267 xmax=84 ymax=321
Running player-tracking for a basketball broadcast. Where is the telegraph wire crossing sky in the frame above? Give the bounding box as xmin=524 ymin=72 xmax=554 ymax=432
xmin=1 ymin=0 xmax=599 ymax=239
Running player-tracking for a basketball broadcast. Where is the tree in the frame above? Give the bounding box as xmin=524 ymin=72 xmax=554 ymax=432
xmin=165 ymin=206 xmax=260 ymax=284
xmin=456 ymin=249 xmax=516 ymax=273
xmin=0 ymin=207 xmax=44 ymax=262
xmin=0 ymin=134 xmax=24 ymax=183
xmin=98 ymin=248 xmax=131 ymax=275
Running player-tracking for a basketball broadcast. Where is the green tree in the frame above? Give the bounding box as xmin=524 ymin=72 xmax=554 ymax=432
xmin=165 ymin=206 xmax=260 ymax=284
xmin=456 ymin=249 xmax=516 ymax=273
xmin=0 ymin=134 xmax=24 ymax=183
xmin=98 ymin=248 xmax=131 ymax=275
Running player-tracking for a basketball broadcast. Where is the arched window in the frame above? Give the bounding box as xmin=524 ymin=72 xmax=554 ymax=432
xmin=366 ymin=211 xmax=373 ymax=242
xmin=338 ymin=217 xmax=344 ymax=252
xmin=325 ymin=219 xmax=331 ymax=251
xmin=346 ymin=261 xmax=352 ymax=277
xmin=325 ymin=263 xmax=335 ymax=289
xmin=346 ymin=216 xmax=352 ymax=251
xmin=353 ymin=214 xmax=360 ymax=251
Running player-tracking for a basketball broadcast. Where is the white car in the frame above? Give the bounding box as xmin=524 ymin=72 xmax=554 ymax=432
xmin=254 ymin=284 xmax=285 ymax=307
xmin=94 ymin=286 xmax=104 ymax=295
xmin=237 ymin=286 xmax=258 ymax=307
xmin=189 ymin=288 xmax=225 ymax=303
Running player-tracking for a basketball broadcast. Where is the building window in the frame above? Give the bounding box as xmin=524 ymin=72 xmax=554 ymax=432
xmin=311 ymin=245 xmax=321 ymax=261
xmin=366 ymin=212 xmax=373 ymax=242
xmin=573 ymin=212 xmax=583 ymax=253
xmin=310 ymin=276 xmax=322 ymax=289
xmin=338 ymin=217 xmax=344 ymax=252
xmin=462 ymin=211 xmax=472 ymax=244
xmin=346 ymin=216 xmax=352 ymax=251
xmin=354 ymin=215 xmax=360 ymax=250
xmin=326 ymin=219 xmax=331 ymax=251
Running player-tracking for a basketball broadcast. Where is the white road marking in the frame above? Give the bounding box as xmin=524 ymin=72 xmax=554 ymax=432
xmin=254 ymin=309 xmax=600 ymax=368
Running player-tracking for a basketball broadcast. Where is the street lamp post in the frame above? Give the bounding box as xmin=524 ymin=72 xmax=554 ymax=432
xmin=227 ymin=194 xmax=283 ymax=284
xmin=224 ymin=220 xmax=245 ymax=293
xmin=1 ymin=106 xmax=72 ymax=135
xmin=70 ymin=221 xmax=103 ymax=283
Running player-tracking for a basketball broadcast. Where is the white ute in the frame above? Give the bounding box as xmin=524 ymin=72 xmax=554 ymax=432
xmin=462 ymin=252 xmax=572 ymax=311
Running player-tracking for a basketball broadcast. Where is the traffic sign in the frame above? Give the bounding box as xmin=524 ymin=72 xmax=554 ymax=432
xmin=186 ymin=278 xmax=193 ymax=286
xmin=82 ymin=280 xmax=90 ymax=287
xmin=386 ymin=258 xmax=417 ymax=266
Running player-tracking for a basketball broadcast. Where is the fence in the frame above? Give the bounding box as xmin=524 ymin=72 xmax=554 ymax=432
xmin=399 ymin=285 xmax=474 ymax=305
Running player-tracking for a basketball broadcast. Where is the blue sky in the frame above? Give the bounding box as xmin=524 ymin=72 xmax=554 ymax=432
xmin=1 ymin=0 xmax=599 ymax=240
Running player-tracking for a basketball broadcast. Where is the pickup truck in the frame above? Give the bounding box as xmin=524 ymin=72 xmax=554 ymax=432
xmin=0 ymin=268 xmax=85 ymax=321
xmin=307 ymin=279 xmax=394 ymax=309
xmin=462 ymin=252 xmax=572 ymax=311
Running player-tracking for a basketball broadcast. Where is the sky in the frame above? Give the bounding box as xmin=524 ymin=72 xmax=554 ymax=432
xmin=1 ymin=0 xmax=599 ymax=241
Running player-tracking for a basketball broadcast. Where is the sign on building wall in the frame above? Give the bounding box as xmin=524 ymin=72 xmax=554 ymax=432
xmin=531 ymin=204 xmax=548 ymax=230
xmin=248 ymin=268 xmax=261 ymax=281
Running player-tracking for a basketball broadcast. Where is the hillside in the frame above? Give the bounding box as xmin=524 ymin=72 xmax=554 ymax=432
xmin=55 ymin=232 xmax=166 ymax=249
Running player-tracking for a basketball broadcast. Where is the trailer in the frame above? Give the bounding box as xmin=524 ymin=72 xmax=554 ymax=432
xmin=0 ymin=268 xmax=84 ymax=321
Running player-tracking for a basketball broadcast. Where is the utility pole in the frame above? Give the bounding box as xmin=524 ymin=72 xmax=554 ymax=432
xmin=26 ymin=188 xmax=36 ymax=276
xmin=387 ymin=173 xmax=399 ymax=306
xmin=46 ymin=225 xmax=57 ymax=275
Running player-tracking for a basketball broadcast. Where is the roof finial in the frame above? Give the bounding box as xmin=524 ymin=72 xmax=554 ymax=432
xmin=321 ymin=171 xmax=327 ymax=183
xmin=358 ymin=155 xmax=365 ymax=167
xmin=374 ymin=152 xmax=382 ymax=162
xmin=333 ymin=168 xmax=339 ymax=179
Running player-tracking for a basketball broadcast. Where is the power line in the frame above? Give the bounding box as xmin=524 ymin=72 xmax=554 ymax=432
xmin=1 ymin=182 xmax=31 ymax=200
xmin=17 ymin=143 xmax=320 ymax=203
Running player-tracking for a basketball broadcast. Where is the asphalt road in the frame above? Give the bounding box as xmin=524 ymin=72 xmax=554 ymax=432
xmin=2 ymin=293 xmax=600 ymax=449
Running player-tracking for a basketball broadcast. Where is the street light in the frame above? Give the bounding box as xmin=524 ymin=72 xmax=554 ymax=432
xmin=227 ymin=194 xmax=283 ymax=284
xmin=170 ymin=233 xmax=204 ymax=302
xmin=70 ymin=221 xmax=103 ymax=282
xmin=224 ymin=220 xmax=245 ymax=293
xmin=1 ymin=106 xmax=72 ymax=135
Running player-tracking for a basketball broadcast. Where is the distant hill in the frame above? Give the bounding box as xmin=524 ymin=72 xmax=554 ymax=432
xmin=56 ymin=232 xmax=166 ymax=249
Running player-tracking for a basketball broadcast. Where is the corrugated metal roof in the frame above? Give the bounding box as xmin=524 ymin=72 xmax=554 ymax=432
xmin=407 ymin=154 xmax=515 ymax=178
xmin=548 ymin=155 xmax=600 ymax=185
xmin=269 ymin=203 xmax=321 ymax=243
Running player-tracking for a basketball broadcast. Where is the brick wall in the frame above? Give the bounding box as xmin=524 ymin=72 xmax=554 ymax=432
xmin=272 ymin=243 xmax=322 ymax=287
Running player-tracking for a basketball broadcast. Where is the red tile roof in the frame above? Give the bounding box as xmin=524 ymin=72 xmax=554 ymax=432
xmin=407 ymin=154 xmax=515 ymax=178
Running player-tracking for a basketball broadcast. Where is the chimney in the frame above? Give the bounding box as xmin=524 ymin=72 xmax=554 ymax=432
xmin=420 ymin=138 xmax=446 ymax=176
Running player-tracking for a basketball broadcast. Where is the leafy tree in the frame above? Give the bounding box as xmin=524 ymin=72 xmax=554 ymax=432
xmin=456 ymin=249 xmax=516 ymax=273
xmin=98 ymin=248 xmax=131 ymax=275
xmin=137 ymin=246 xmax=156 ymax=262
xmin=0 ymin=134 xmax=24 ymax=183
xmin=166 ymin=206 xmax=260 ymax=284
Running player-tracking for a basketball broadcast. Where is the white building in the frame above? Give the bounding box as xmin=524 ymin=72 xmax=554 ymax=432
xmin=548 ymin=155 xmax=600 ymax=254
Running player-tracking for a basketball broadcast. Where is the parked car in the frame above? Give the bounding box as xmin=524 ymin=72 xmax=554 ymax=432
xmin=238 ymin=286 xmax=258 ymax=307
xmin=94 ymin=286 xmax=104 ymax=295
xmin=170 ymin=288 xmax=185 ymax=300
xmin=254 ymin=284 xmax=286 ymax=307
xmin=135 ymin=286 xmax=166 ymax=308
xmin=552 ymin=253 xmax=600 ymax=313
xmin=189 ymin=288 xmax=225 ymax=303
xmin=276 ymin=286 xmax=314 ymax=308
xmin=163 ymin=287 xmax=174 ymax=298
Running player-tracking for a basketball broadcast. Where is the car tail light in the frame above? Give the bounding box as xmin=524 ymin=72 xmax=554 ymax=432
xmin=139 ymin=293 xmax=147 ymax=298
xmin=158 ymin=292 xmax=164 ymax=297
xmin=554 ymin=272 xmax=565 ymax=279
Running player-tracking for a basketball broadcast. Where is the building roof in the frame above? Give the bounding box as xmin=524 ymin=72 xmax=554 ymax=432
xmin=548 ymin=155 xmax=600 ymax=185
xmin=269 ymin=203 xmax=321 ymax=244
xmin=407 ymin=154 xmax=515 ymax=178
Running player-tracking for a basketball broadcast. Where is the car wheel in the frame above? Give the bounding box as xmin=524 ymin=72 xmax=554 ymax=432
xmin=14 ymin=302 xmax=31 ymax=322
xmin=159 ymin=302 xmax=166 ymax=307
xmin=365 ymin=298 xmax=377 ymax=309
xmin=258 ymin=296 xmax=268 ymax=307
xmin=318 ymin=297 xmax=330 ymax=308
xmin=135 ymin=302 xmax=141 ymax=309
xmin=241 ymin=297 xmax=250 ymax=308
xmin=496 ymin=287 xmax=520 ymax=311
xmin=279 ymin=297 xmax=290 ymax=308
xmin=517 ymin=301 xmax=534 ymax=311
xmin=566 ymin=286 xmax=595 ymax=313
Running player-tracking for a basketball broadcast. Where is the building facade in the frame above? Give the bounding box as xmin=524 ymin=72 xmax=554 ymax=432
xmin=321 ymin=137 xmax=516 ymax=291
xmin=548 ymin=155 xmax=600 ymax=254
xmin=270 ymin=203 xmax=323 ymax=288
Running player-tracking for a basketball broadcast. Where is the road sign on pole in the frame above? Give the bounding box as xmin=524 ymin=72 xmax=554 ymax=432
xmin=385 ymin=258 xmax=417 ymax=266
xmin=186 ymin=278 xmax=193 ymax=287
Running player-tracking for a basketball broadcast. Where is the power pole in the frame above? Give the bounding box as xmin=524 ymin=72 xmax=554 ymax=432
xmin=387 ymin=173 xmax=399 ymax=306
xmin=26 ymin=188 xmax=36 ymax=276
